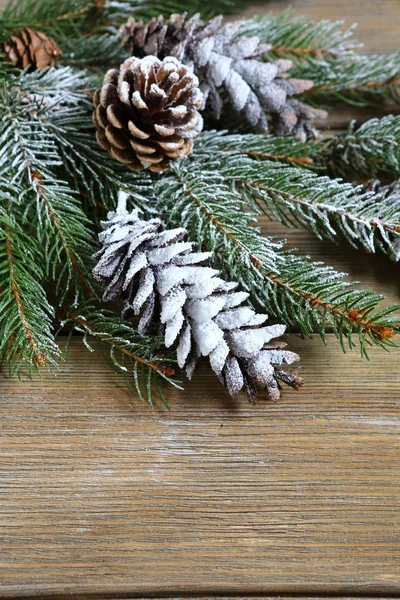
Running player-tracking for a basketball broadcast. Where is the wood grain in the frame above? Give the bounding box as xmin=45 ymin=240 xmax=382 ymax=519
xmin=0 ymin=0 xmax=400 ymax=598
xmin=1 ymin=336 xmax=400 ymax=597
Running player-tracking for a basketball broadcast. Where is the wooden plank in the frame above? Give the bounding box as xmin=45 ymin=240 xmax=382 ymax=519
xmin=1 ymin=335 xmax=400 ymax=597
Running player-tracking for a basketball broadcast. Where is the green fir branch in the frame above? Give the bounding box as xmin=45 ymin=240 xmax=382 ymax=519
xmin=207 ymin=118 xmax=400 ymax=182
xmin=240 ymin=9 xmax=360 ymax=62
xmin=145 ymin=158 xmax=400 ymax=354
xmin=300 ymin=54 xmax=400 ymax=106
xmin=0 ymin=76 xmax=95 ymax=300
xmin=44 ymin=102 xmax=145 ymax=212
xmin=0 ymin=0 xmax=248 ymax=55
xmin=240 ymin=11 xmax=400 ymax=108
xmin=0 ymin=190 xmax=60 ymax=376
xmin=223 ymin=158 xmax=400 ymax=260
xmin=192 ymin=136 xmax=400 ymax=260
xmin=0 ymin=0 xmax=101 ymax=43
xmin=320 ymin=115 xmax=400 ymax=179
xmin=196 ymin=130 xmax=321 ymax=168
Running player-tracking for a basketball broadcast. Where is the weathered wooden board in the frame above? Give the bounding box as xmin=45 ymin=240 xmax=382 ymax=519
xmin=1 ymin=335 xmax=400 ymax=597
xmin=1 ymin=0 xmax=400 ymax=597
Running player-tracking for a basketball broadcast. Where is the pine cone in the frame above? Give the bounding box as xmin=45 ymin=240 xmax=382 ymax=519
xmin=93 ymin=192 xmax=304 ymax=402
xmin=121 ymin=13 xmax=327 ymax=140
xmin=3 ymin=28 xmax=62 ymax=71
xmin=363 ymin=179 xmax=400 ymax=261
xmin=93 ymin=55 xmax=203 ymax=173
xmin=363 ymin=178 xmax=400 ymax=202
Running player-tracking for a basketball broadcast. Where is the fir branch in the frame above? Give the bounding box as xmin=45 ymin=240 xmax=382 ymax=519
xmin=63 ymin=303 xmax=181 ymax=406
xmin=321 ymin=115 xmax=400 ymax=179
xmin=152 ymin=162 xmax=283 ymax=277
xmin=58 ymin=30 xmax=125 ymax=68
xmin=195 ymin=146 xmax=400 ymax=260
xmin=0 ymin=0 xmax=99 ymax=43
xmin=105 ymin=0 xmax=248 ymax=21
xmin=0 ymin=194 xmax=60 ymax=376
xmin=301 ymin=54 xmax=400 ymax=106
xmin=30 ymin=171 xmax=94 ymax=300
xmin=43 ymin=102 xmax=145 ymax=212
xmin=240 ymin=9 xmax=359 ymax=63
xmin=195 ymin=130 xmax=320 ymax=168
xmin=0 ymin=78 xmax=95 ymax=300
xmin=0 ymin=0 xmax=248 ymax=56
xmin=240 ymin=12 xmax=400 ymax=107
xmin=148 ymin=158 xmax=400 ymax=353
xmin=17 ymin=65 xmax=93 ymax=104
xmin=207 ymin=117 xmax=400 ymax=182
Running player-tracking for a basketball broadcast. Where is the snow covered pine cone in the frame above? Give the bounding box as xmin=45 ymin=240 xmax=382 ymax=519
xmin=363 ymin=179 xmax=400 ymax=261
xmin=120 ymin=13 xmax=327 ymax=140
xmin=3 ymin=28 xmax=62 ymax=71
xmin=93 ymin=192 xmax=304 ymax=403
xmin=93 ymin=55 xmax=203 ymax=172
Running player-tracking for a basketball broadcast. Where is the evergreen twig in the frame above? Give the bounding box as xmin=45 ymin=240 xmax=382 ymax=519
xmin=146 ymin=159 xmax=400 ymax=355
xmin=193 ymin=133 xmax=400 ymax=261
xmin=0 ymin=193 xmax=60 ymax=375
xmin=320 ymin=115 xmax=400 ymax=179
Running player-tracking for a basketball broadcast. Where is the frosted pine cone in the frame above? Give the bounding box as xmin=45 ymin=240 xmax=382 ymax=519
xmin=93 ymin=191 xmax=304 ymax=402
xmin=93 ymin=55 xmax=203 ymax=173
xmin=363 ymin=179 xmax=400 ymax=261
xmin=121 ymin=13 xmax=327 ymax=140
xmin=3 ymin=28 xmax=62 ymax=71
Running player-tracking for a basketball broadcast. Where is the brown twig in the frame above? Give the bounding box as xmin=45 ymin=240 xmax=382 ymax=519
xmin=65 ymin=308 xmax=175 ymax=377
xmin=35 ymin=6 xmax=92 ymax=28
xmin=314 ymin=76 xmax=400 ymax=93
xmin=269 ymin=46 xmax=336 ymax=57
xmin=221 ymin=147 xmax=314 ymax=166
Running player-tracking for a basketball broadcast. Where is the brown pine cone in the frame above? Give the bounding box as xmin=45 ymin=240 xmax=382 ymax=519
xmin=93 ymin=55 xmax=204 ymax=173
xmin=3 ymin=28 xmax=62 ymax=71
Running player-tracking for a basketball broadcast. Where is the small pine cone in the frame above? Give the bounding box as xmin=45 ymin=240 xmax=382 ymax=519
xmin=121 ymin=13 xmax=327 ymax=140
xmin=93 ymin=192 xmax=304 ymax=403
xmin=92 ymin=55 xmax=204 ymax=173
xmin=3 ymin=28 xmax=62 ymax=71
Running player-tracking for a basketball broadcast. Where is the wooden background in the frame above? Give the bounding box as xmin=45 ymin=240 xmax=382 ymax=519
xmin=1 ymin=0 xmax=400 ymax=598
